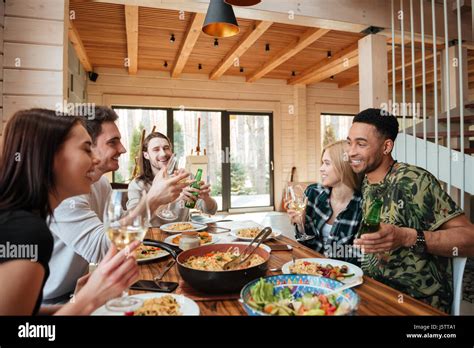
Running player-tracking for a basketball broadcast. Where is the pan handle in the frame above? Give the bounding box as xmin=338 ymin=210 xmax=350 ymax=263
xmin=143 ymin=239 xmax=181 ymax=260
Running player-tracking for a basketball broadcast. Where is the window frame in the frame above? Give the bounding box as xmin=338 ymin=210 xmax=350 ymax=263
xmin=111 ymin=106 xmax=275 ymax=212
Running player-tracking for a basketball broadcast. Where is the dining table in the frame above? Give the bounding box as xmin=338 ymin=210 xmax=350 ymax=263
xmin=130 ymin=218 xmax=446 ymax=316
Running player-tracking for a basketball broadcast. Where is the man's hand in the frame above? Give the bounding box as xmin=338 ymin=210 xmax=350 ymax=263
xmin=147 ymin=167 xmax=190 ymax=212
xmin=353 ymin=223 xmax=417 ymax=253
xmin=179 ymin=181 xmax=212 ymax=204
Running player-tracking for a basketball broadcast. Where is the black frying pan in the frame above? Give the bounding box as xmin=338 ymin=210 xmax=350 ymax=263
xmin=144 ymin=240 xmax=270 ymax=294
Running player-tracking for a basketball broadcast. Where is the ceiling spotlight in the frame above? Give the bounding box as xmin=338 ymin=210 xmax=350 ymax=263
xmin=327 ymin=50 xmax=332 ymax=59
xmin=170 ymin=34 xmax=176 ymax=43
xmin=292 ymin=71 xmax=296 ymax=77
xmin=164 ymin=61 xmax=168 ymax=68
xmin=265 ymin=43 xmax=270 ymax=52
xmin=240 ymin=67 xmax=244 ymax=73
xmin=198 ymin=63 xmax=203 ymax=70
xmin=214 ymin=38 xmax=219 ymax=47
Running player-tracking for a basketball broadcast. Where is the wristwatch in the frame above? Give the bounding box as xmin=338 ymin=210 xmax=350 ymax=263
xmin=410 ymin=228 xmax=427 ymax=254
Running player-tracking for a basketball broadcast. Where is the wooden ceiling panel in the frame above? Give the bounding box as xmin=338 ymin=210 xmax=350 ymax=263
xmin=70 ymin=1 xmax=127 ymax=68
xmin=181 ymin=18 xmax=255 ymax=75
xmin=69 ymin=1 xmax=408 ymax=86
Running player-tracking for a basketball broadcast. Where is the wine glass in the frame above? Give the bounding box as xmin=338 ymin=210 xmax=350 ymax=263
xmin=156 ymin=154 xmax=179 ymax=221
xmin=286 ymin=185 xmax=314 ymax=242
xmin=104 ymin=189 xmax=150 ymax=312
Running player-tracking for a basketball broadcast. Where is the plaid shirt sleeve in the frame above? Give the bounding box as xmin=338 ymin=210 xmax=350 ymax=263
xmin=295 ymin=183 xmax=363 ymax=262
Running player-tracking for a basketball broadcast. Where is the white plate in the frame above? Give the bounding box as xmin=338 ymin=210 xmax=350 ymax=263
xmin=135 ymin=244 xmax=170 ymax=264
xmin=191 ymin=214 xmax=228 ymax=224
xmin=223 ymin=241 xmax=272 ymax=254
xmin=160 ymin=221 xmax=207 ymax=234
xmin=164 ymin=233 xmax=219 ymax=247
xmin=230 ymin=227 xmax=282 ymax=241
xmin=281 ymin=258 xmax=363 ymax=284
xmin=91 ymin=293 xmax=200 ymax=316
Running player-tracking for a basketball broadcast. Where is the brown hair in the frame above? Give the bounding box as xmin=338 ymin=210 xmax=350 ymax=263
xmin=322 ymin=140 xmax=361 ymax=191
xmin=0 ymin=109 xmax=85 ymax=219
xmin=80 ymin=106 xmax=118 ymax=144
xmin=137 ymin=132 xmax=172 ymax=185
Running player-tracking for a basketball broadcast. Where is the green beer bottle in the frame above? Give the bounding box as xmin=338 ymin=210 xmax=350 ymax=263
xmin=359 ymin=199 xmax=383 ymax=235
xmin=185 ymin=169 xmax=203 ymax=209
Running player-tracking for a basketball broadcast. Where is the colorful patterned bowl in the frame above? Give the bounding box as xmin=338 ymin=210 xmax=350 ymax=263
xmin=240 ymin=274 xmax=360 ymax=316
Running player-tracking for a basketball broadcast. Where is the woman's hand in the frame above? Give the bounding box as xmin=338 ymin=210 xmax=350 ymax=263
xmin=59 ymin=241 xmax=141 ymax=314
xmin=287 ymin=208 xmax=304 ymax=225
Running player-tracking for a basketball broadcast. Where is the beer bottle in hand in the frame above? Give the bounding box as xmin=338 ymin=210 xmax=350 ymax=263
xmin=185 ymin=169 xmax=203 ymax=209
xmin=359 ymin=199 xmax=383 ymax=235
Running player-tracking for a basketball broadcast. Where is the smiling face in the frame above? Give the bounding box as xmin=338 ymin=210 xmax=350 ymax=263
xmin=90 ymin=121 xmax=126 ymax=180
xmin=346 ymin=122 xmax=387 ymax=175
xmin=319 ymin=150 xmax=341 ymax=188
xmin=53 ymin=124 xmax=99 ymax=197
xmin=143 ymin=137 xmax=173 ymax=172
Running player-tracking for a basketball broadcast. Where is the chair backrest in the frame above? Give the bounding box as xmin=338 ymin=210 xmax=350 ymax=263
xmin=452 ymin=257 xmax=467 ymax=315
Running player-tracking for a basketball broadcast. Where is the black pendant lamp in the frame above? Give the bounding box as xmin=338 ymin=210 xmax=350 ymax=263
xmin=202 ymin=0 xmax=240 ymax=38
xmin=225 ymin=0 xmax=261 ymax=6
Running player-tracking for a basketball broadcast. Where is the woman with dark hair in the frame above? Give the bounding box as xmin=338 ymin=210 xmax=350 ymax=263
xmin=0 ymin=109 xmax=140 ymax=315
xmin=127 ymin=132 xmax=217 ymax=226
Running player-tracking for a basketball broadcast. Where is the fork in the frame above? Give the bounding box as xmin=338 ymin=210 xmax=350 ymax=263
xmin=153 ymin=259 xmax=176 ymax=285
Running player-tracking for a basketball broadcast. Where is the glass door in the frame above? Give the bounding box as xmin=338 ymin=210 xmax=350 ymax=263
xmin=227 ymin=112 xmax=273 ymax=209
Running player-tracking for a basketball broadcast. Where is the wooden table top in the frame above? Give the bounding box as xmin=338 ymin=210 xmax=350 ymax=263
xmin=130 ymin=227 xmax=446 ymax=316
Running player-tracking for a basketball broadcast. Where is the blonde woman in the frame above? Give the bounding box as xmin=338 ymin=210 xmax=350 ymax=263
xmin=287 ymin=140 xmax=363 ymax=262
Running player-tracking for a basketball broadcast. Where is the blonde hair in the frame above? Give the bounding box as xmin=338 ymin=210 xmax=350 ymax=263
xmin=321 ymin=140 xmax=361 ymax=191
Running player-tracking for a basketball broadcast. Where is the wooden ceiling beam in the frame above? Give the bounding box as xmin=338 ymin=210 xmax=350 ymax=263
xmin=338 ymin=77 xmax=359 ymax=88
xmin=246 ymin=27 xmax=330 ymax=83
xmin=288 ymin=41 xmax=358 ymax=85
xmin=68 ymin=20 xmax=93 ymax=72
xmin=125 ymin=5 xmax=139 ymax=75
xmin=210 ymin=20 xmax=273 ymax=80
xmin=171 ymin=12 xmax=206 ymax=78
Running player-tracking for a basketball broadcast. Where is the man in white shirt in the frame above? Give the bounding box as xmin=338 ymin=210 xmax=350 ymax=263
xmin=43 ymin=106 xmax=188 ymax=303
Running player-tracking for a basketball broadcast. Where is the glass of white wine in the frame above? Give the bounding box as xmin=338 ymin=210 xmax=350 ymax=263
xmin=104 ymin=189 xmax=150 ymax=312
xmin=286 ymin=185 xmax=314 ymax=242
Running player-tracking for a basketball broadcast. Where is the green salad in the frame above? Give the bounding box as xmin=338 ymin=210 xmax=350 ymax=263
xmin=246 ymin=278 xmax=350 ymax=316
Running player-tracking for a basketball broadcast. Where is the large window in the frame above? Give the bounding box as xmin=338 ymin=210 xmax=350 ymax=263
xmin=173 ymin=110 xmax=223 ymax=210
xmin=229 ymin=113 xmax=272 ymax=209
xmin=320 ymin=114 xmax=354 ymax=147
xmin=114 ymin=108 xmax=167 ymax=183
xmin=112 ymin=107 xmax=274 ymax=212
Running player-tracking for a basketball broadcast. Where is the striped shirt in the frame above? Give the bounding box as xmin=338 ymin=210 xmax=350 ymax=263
xmin=298 ymin=183 xmax=363 ymax=263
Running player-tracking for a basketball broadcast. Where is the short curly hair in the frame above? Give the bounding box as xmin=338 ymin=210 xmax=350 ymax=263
xmin=353 ymin=108 xmax=399 ymax=142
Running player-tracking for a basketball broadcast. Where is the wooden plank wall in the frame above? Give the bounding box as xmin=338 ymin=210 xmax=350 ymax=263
xmin=67 ymin=41 xmax=87 ymax=103
xmin=2 ymin=0 xmax=68 ymax=127
xmin=87 ymin=67 xmax=360 ymax=209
